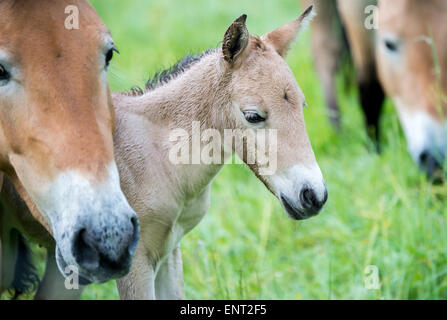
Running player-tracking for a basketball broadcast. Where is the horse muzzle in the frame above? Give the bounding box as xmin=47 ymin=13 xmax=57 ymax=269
xmin=55 ymin=213 xmax=139 ymax=285
xmin=280 ymin=186 xmax=328 ymax=220
xmin=35 ymin=164 xmax=140 ymax=284
xmin=268 ymin=164 xmax=328 ymax=220
xmin=418 ymin=150 xmax=444 ymax=182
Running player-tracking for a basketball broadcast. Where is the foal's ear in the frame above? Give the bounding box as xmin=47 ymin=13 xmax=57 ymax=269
xmin=222 ymin=14 xmax=249 ymax=64
xmin=261 ymin=5 xmax=315 ymax=57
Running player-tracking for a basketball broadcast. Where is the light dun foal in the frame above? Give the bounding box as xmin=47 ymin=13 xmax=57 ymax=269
xmin=113 ymin=6 xmax=327 ymax=299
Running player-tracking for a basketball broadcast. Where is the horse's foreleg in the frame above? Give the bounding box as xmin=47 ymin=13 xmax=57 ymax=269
xmin=34 ymin=248 xmax=85 ymax=300
xmin=336 ymin=0 xmax=384 ymax=149
xmin=304 ymin=0 xmax=346 ymax=128
xmin=0 ymin=222 xmax=18 ymax=295
xmin=358 ymin=68 xmax=385 ymax=151
xmin=155 ymin=246 xmax=185 ymax=300
xmin=0 ymin=237 xmax=2 ymax=295
xmin=117 ymin=245 xmax=156 ymax=300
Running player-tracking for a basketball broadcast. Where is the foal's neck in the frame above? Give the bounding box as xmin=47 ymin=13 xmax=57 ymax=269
xmin=131 ymin=51 xmax=231 ymax=131
xmin=121 ymin=50 xmax=232 ymax=198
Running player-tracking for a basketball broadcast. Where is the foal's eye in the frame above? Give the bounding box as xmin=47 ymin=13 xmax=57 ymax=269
xmin=105 ymin=46 xmax=119 ymax=69
xmin=243 ymin=111 xmax=266 ymax=124
xmin=0 ymin=64 xmax=10 ymax=84
xmin=384 ymin=39 xmax=399 ymax=53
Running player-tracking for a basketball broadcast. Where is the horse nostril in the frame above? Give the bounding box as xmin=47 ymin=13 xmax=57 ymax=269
xmin=419 ymin=151 xmax=429 ymax=165
xmin=127 ymin=216 xmax=140 ymax=257
xmin=300 ymin=187 xmax=327 ymax=211
xmin=300 ymin=188 xmax=316 ymax=210
xmin=72 ymin=228 xmax=100 ymax=271
xmin=322 ymin=189 xmax=328 ymax=206
xmin=419 ymin=150 xmax=442 ymax=179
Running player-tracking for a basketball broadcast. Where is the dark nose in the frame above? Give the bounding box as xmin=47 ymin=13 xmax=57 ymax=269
xmin=419 ymin=150 xmax=443 ymax=181
xmin=72 ymin=216 xmax=139 ymax=278
xmin=299 ymin=187 xmax=328 ymax=216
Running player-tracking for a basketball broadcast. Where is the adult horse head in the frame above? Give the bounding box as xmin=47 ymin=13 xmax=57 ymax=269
xmin=377 ymin=0 xmax=447 ymax=178
xmin=0 ymin=0 xmax=138 ymax=284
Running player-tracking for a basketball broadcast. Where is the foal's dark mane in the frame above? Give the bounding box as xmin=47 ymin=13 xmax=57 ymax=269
xmin=125 ymin=48 xmax=217 ymax=96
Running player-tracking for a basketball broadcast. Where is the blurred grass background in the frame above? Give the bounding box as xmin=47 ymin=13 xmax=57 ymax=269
xmin=4 ymin=0 xmax=447 ymax=300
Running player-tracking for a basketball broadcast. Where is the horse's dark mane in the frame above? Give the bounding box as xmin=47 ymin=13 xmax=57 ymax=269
xmin=125 ymin=48 xmax=217 ymax=96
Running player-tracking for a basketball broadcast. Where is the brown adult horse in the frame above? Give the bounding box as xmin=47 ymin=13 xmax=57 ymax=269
xmin=307 ymin=0 xmax=447 ymax=177
xmin=0 ymin=0 xmax=139 ymax=294
xmin=376 ymin=0 xmax=447 ymax=177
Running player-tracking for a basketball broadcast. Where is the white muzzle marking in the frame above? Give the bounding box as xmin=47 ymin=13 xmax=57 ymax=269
xmin=267 ymin=163 xmax=326 ymax=211
xmin=395 ymin=99 xmax=447 ymax=164
xmin=31 ymin=163 xmax=138 ymax=283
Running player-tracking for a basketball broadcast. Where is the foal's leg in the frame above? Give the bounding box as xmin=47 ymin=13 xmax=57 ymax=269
xmin=116 ymin=246 xmax=156 ymax=300
xmin=155 ymin=246 xmax=185 ymax=300
xmin=34 ymin=249 xmax=85 ymax=300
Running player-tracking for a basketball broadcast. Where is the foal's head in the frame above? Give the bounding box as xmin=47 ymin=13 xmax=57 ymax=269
xmin=220 ymin=7 xmax=327 ymax=220
xmin=0 ymin=0 xmax=138 ymax=284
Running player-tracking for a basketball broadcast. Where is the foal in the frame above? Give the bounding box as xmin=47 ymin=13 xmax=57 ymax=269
xmin=113 ymin=6 xmax=327 ymax=299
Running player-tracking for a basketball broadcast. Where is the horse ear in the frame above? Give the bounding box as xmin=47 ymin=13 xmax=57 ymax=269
xmin=222 ymin=14 xmax=249 ymax=64
xmin=261 ymin=5 xmax=315 ymax=58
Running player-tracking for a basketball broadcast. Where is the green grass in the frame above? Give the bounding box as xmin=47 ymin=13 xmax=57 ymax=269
xmin=4 ymin=0 xmax=447 ymax=300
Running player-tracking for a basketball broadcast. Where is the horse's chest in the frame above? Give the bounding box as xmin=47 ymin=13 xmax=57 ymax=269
xmin=177 ymin=204 xmax=207 ymax=235
xmin=178 ymin=189 xmax=211 ymax=234
xmin=163 ymin=189 xmax=211 ymax=255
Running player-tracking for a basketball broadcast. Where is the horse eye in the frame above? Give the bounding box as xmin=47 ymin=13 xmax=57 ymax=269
xmin=243 ymin=111 xmax=266 ymax=124
xmin=384 ymin=39 xmax=399 ymax=53
xmin=105 ymin=46 xmax=119 ymax=68
xmin=0 ymin=64 xmax=10 ymax=83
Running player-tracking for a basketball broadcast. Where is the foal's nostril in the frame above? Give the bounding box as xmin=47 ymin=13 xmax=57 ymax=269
xmin=72 ymin=229 xmax=100 ymax=271
xmin=300 ymin=188 xmax=317 ymax=210
xmin=300 ymin=188 xmax=327 ymax=211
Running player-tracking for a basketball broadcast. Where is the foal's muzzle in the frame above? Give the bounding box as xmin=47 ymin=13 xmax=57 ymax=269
xmin=270 ymin=164 xmax=328 ymax=220
xmin=281 ymin=186 xmax=328 ymax=220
